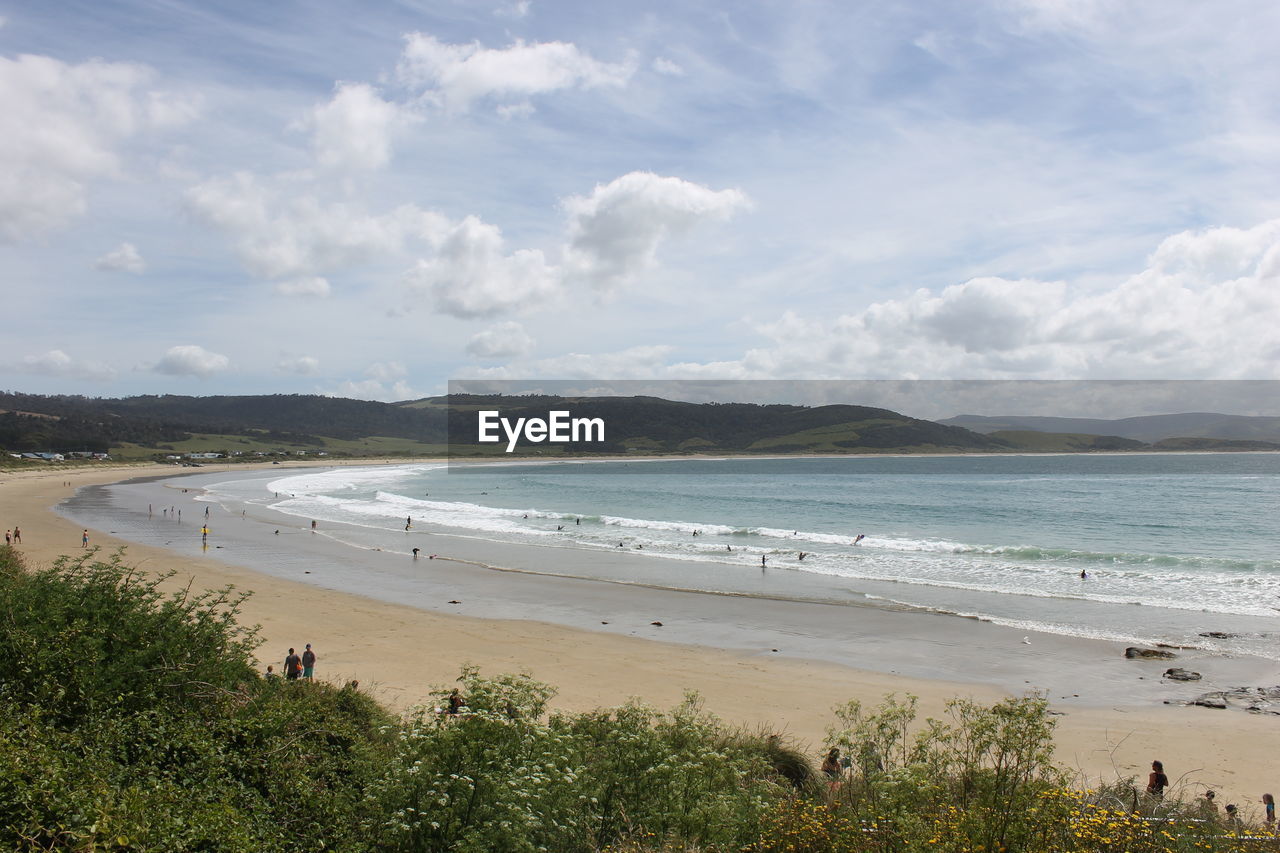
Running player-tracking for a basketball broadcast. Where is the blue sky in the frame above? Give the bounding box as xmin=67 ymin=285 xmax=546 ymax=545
xmin=3 ymin=0 xmax=1280 ymax=402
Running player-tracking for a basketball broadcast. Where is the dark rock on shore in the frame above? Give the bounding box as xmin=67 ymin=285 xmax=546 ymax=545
xmin=1125 ymin=647 xmax=1177 ymax=660
xmin=1199 ymin=631 xmax=1239 ymax=639
xmin=1163 ymin=668 xmax=1202 ymax=681
xmin=1172 ymin=687 xmax=1280 ymax=714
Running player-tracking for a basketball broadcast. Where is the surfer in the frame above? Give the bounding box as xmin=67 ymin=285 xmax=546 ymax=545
xmin=575 ymin=517 xmax=580 ymax=525
xmin=412 ymin=548 xmax=420 ymax=559
xmin=1080 ymin=569 xmax=1088 ymax=579
xmin=853 ymin=534 xmax=865 ymax=545
xmin=761 ymin=555 xmax=767 ymax=568
xmin=798 ymin=552 xmax=807 ymax=561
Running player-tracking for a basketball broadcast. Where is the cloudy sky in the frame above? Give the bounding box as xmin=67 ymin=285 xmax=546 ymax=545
xmin=3 ymin=0 xmax=1280 ymax=403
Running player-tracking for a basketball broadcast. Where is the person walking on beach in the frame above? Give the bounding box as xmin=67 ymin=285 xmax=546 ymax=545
xmin=82 ymin=530 xmax=89 ymax=548
xmin=4 ymin=530 xmax=9 ymax=546
xmin=1263 ymin=793 xmax=1275 ymax=826
xmin=1146 ymin=760 xmax=1169 ymax=800
xmin=12 ymin=526 xmax=19 ymax=543
xmin=301 ymin=643 xmax=316 ymax=679
xmin=284 ymin=648 xmax=302 ymax=681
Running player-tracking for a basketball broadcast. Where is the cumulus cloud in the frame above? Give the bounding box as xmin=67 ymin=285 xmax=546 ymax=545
xmin=563 ymin=172 xmax=749 ymax=291
xmin=403 ymin=216 xmax=559 ymax=318
xmin=9 ymin=349 xmax=115 ymax=381
xmin=308 ymin=82 xmax=411 ymax=171
xmin=273 ymin=277 xmax=331 ymax=297
xmin=277 ymin=355 xmax=320 ymax=374
xmin=153 ymin=345 xmax=230 ymax=378
xmin=463 ymin=220 xmax=1280 ymax=382
xmin=466 ymin=321 xmax=535 ymax=359
xmin=93 ymin=242 xmax=146 ymax=273
xmin=0 ymin=53 xmax=194 ymax=242
xmin=185 ymin=172 xmax=449 ymax=281
xmin=397 ymin=33 xmax=635 ymax=111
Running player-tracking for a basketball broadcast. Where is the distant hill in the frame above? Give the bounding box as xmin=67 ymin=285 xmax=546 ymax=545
xmin=6 ymin=392 xmax=1276 ymax=462
xmin=0 ymin=391 xmax=1002 ymax=458
xmin=423 ymin=394 xmax=1006 ymax=455
xmin=941 ymin=412 xmax=1280 ymax=444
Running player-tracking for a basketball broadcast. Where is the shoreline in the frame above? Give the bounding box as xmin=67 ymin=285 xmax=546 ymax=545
xmin=5 ymin=461 xmax=1279 ymax=808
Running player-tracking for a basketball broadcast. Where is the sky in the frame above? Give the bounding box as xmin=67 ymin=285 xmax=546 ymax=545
xmin=3 ymin=0 xmax=1280 ymax=409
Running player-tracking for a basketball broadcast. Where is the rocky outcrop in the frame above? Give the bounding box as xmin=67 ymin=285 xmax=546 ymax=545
xmin=1125 ymin=647 xmax=1177 ymax=660
xmin=1163 ymin=668 xmax=1202 ymax=681
xmin=1168 ymin=686 xmax=1280 ymax=714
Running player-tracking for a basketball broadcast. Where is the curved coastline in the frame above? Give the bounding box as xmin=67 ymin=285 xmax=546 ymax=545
xmin=3 ymin=461 xmax=1278 ymax=808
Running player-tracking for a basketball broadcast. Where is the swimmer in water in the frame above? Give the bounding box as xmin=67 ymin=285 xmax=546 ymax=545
xmin=798 ymin=552 xmax=807 ymax=561
xmin=853 ymin=534 xmax=865 ymax=545
xmin=1080 ymin=569 xmax=1088 ymax=579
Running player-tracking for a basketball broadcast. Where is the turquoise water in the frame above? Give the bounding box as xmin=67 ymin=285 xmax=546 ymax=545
xmin=212 ymin=453 xmax=1280 ymax=654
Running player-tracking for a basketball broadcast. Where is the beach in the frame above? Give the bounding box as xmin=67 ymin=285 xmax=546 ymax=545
xmin=6 ymin=461 xmax=1280 ymax=812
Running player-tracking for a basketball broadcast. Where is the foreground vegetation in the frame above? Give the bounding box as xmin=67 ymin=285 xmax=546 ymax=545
xmin=1 ymin=548 xmax=1273 ymax=851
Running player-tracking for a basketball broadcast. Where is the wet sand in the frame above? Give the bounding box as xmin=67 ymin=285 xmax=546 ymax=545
xmin=6 ymin=461 xmax=1280 ymax=811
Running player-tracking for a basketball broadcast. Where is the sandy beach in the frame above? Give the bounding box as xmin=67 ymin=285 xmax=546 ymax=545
xmin=5 ymin=461 xmax=1279 ymax=813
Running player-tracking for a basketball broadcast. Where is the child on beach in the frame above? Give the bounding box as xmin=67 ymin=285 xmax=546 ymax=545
xmin=1264 ymin=793 xmax=1275 ymax=826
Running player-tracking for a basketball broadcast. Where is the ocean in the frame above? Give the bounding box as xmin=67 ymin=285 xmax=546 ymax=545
xmin=197 ymin=453 xmax=1280 ymax=660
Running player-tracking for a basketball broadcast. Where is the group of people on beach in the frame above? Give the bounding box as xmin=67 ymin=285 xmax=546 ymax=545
xmin=266 ymin=643 xmax=318 ymax=681
xmin=1140 ymin=760 xmax=1271 ymax=828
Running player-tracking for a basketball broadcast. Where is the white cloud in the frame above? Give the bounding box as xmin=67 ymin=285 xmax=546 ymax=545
xmin=652 ymin=57 xmax=685 ymax=76
xmin=308 ymin=82 xmax=410 ymax=171
xmin=93 ymin=242 xmax=146 ymax=273
xmin=0 ymin=54 xmax=149 ymax=241
xmin=397 ymin=33 xmax=635 ymax=111
xmin=153 ymin=345 xmax=230 ymax=378
xmin=185 ymin=172 xmax=449 ymax=281
xmin=563 ymin=171 xmax=749 ymax=291
xmin=10 ymin=349 xmax=115 ymax=381
xmin=463 ymin=220 xmax=1280 ymax=382
xmin=403 ymin=215 xmax=559 ymax=318
xmin=273 ymin=276 xmax=331 ymax=297
xmin=277 ymin=355 xmax=320 ymax=374
xmin=466 ymin=321 xmax=535 ymax=359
